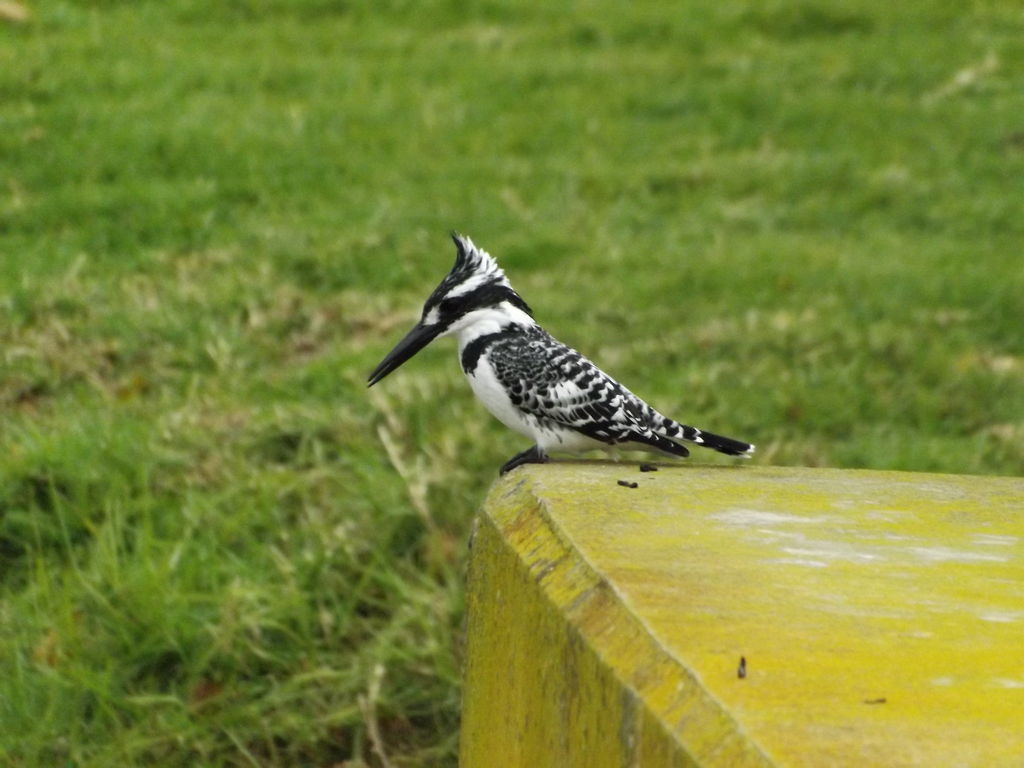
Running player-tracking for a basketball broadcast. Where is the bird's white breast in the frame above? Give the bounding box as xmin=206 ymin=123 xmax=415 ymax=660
xmin=462 ymin=354 xmax=536 ymax=440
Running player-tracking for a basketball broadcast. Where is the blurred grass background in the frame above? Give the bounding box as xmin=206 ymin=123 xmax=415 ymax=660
xmin=1 ymin=0 xmax=1022 ymax=765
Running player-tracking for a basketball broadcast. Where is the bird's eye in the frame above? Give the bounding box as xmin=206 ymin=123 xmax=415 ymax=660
xmin=440 ymin=297 xmax=465 ymax=315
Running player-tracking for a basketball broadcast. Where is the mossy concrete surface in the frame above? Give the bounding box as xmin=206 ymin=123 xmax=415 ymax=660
xmin=460 ymin=464 xmax=1024 ymax=766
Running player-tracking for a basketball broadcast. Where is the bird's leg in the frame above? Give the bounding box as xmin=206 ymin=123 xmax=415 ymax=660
xmin=499 ymin=445 xmax=548 ymax=475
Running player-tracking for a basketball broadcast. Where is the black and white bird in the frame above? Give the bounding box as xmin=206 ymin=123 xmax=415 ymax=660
xmin=368 ymin=234 xmax=755 ymax=475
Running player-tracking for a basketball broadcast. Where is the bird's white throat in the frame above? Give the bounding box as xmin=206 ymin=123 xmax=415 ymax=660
xmin=448 ymin=301 xmax=536 ymax=348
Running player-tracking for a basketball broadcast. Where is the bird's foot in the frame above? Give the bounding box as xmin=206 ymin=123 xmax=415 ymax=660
xmin=499 ymin=445 xmax=548 ymax=475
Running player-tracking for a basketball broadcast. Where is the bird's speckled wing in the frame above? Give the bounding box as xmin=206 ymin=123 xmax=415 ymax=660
xmin=484 ymin=327 xmax=661 ymax=444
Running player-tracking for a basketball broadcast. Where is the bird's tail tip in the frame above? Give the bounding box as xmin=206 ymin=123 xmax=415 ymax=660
xmin=697 ymin=430 xmax=755 ymax=458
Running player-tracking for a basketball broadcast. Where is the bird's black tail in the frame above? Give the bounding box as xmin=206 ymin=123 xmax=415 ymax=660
xmin=657 ymin=418 xmax=755 ymax=457
xmin=693 ymin=428 xmax=755 ymax=457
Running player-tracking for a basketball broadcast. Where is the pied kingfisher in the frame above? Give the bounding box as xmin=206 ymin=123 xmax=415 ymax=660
xmin=368 ymin=234 xmax=755 ymax=475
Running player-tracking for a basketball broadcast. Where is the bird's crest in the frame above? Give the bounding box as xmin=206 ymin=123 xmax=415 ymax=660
xmin=422 ymin=233 xmax=515 ymax=309
xmin=448 ymin=232 xmax=509 ymax=288
xmin=412 ymin=232 xmax=534 ymax=330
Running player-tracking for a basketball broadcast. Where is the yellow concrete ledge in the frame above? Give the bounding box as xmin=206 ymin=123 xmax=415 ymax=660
xmin=460 ymin=464 xmax=1024 ymax=767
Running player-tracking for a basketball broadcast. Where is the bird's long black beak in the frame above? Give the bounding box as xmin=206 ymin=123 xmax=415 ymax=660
xmin=367 ymin=322 xmax=442 ymax=387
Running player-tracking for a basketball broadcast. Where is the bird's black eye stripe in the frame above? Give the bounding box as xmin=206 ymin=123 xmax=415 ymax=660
xmin=428 ymin=282 xmax=534 ymax=324
xmin=440 ymin=294 xmax=470 ymax=317
xmin=465 ymin=284 xmax=532 ymax=315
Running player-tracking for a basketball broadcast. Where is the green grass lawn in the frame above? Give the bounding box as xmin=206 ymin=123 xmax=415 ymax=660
xmin=2 ymin=0 xmax=1022 ymax=765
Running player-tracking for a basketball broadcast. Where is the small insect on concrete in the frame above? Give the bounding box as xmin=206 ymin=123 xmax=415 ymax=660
xmin=737 ymin=656 xmax=747 ymax=679
xmin=617 ymin=480 xmax=639 ymax=489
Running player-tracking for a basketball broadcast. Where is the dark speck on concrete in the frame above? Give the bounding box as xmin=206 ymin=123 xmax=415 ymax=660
xmin=639 ymin=464 xmax=658 ymax=472
xmin=617 ymin=480 xmax=639 ymax=489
